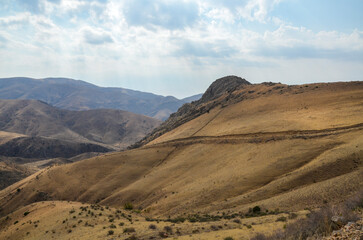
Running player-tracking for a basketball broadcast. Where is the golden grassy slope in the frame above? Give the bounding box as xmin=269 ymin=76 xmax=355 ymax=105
xmin=0 ymin=200 xmax=307 ymax=240
xmin=0 ymin=131 xmax=25 ymax=145
xmin=0 ymin=81 xmax=362 ymax=239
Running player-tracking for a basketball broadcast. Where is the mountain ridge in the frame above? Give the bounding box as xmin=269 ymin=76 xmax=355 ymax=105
xmin=0 ymin=77 xmax=200 ymax=120
xmin=0 ymin=99 xmax=161 ymax=150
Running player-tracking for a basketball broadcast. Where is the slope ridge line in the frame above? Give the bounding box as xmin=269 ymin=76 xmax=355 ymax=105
xmin=147 ymin=122 xmax=363 ymax=147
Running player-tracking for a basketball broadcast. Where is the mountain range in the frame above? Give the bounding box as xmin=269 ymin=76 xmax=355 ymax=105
xmin=0 ymin=77 xmax=202 ymax=120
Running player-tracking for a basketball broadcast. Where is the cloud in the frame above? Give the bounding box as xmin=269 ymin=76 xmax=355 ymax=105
xmin=255 ymin=46 xmax=363 ymax=61
xmin=202 ymin=0 xmax=282 ymax=23
xmin=82 ymin=27 xmax=113 ymax=45
xmin=0 ymin=13 xmax=30 ymax=28
xmin=174 ymin=39 xmax=237 ymax=58
xmin=252 ymin=26 xmax=363 ymax=61
xmin=0 ymin=34 xmax=7 ymax=48
xmin=122 ymin=0 xmax=199 ymax=30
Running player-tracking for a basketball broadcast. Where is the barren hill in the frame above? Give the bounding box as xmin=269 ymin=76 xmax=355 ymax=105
xmin=0 ymin=78 xmax=362 ymax=239
xmin=0 ymin=77 xmax=196 ymax=120
xmin=0 ymin=99 xmax=161 ymax=150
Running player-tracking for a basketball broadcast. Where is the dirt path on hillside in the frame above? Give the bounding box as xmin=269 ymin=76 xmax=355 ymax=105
xmin=146 ymin=123 xmax=363 ymax=148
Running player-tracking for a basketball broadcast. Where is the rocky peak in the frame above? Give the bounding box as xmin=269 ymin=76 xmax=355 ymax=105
xmin=199 ymin=76 xmax=250 ymax=103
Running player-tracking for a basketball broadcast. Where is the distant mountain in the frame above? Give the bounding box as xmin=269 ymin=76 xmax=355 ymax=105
xmin=182 ymin=93 xmax=203 ymax=103
xmin=0 ymin=77 xmax=196 ymax=120
xmin=0 ymin=99 xmax=161 ymax=151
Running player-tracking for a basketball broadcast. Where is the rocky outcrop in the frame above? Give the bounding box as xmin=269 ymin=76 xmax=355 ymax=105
xmin=129 ymin=76 xmax=251 ymax=148
xmin=324 ymin=219 xmax=363 ymax=240
xmin=200 ymin=75 xmax=250 ymax=103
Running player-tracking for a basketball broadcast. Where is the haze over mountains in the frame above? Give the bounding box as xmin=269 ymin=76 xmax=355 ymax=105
xmin=0 ymin=76 xmax=361 ymax=239
xmin=0 ymin=77 xmax=202 ymax=120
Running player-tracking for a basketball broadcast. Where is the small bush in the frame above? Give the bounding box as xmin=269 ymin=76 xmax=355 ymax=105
xmin=124 ymin=203 xmax=133 ymax=210
xmin=224 ymin=237 xmax=234 ymax=240
xmin=252 ymin=206 xmax=261 ymax=213
xmin=276 ymin=216 xmax=287 ymax=222
xmin=108 ymin=230 xmax=114 ymax=235
xmin=149 ymin=224 xmax=157 ymax=229
xmin=23 ymin=211 xmax=30 ymax=216
xmin=159 ymin=232 xmax=168 ymax=238
xmin=123 ymin=227 xmax=135 ymax=233
xmin=164 ymin=226 xmax=172 ymax=233
xmin=288 ymin=213 xmax=298 ymax=219
xmin=233 ymin=219 xmax=241 ymax=224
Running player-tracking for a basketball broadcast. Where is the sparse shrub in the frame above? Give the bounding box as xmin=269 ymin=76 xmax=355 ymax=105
xmin=149 ymin=224 xmax=157 ymax=229
xmin=164 ymin=226 xmax=172 ymax=233
xmin=119 ymin=222 xmax=124 ymax=226
xmin=224 ymin=237 xmax=234 ymax=240
xmin=123 ymin=227 xmax=135 ymax=233
xmin=252 ymin=206 xmax=261 ymax=213
xmin=108 ymin=230 xmax=114 ymax=235
xmin=233 ymin=219 xmax=241 ymax=224
xmin=276 ymin=216 xmax=287 ymax=222
xmin=250 ymin=233 xmax=268 ymax=240
xmin=159 ymin=231 xmax=168 ymax=238
xmin=124 ymin=202 xmax=133 ymax=210
xmin=109 ymin=224 xmax=116 ymax=229
xmin=246 ymin=224 xmax=252 ymax=229
xmin=69 ymin=209 xmax=75 ymax=214
xmin=67 ymin=229 xmax=72 ymax=233
xmin=210 ymin=225 xmax=218 ymax=231
xmin=14 ymin=221 xmax=18 ymax=225
xmin=288 ymin=213 xmax=298 ymax=219
xmin=126 ymin=235 xmax=138 ymax=240
xmin=23 ymin=211 xmax=30 ymax=216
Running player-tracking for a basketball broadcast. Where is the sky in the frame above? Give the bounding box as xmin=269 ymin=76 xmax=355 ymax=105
xmin=0 ymin=0 xmax=362 ymax=98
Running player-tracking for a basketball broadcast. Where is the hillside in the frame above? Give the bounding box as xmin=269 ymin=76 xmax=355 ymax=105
xmin=0 ymin=78 xmax=362 ymax=239
xmin=0 ymin=99 xmax=161 ymax=150
xmin=0 ymin=77 xmax=198 ymax=120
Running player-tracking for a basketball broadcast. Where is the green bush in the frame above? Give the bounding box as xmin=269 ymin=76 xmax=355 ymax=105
xmin=252 ymin=206 xmax=261 ymax=213
xmin=124 ymin=203 xmax=133 ymax=210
